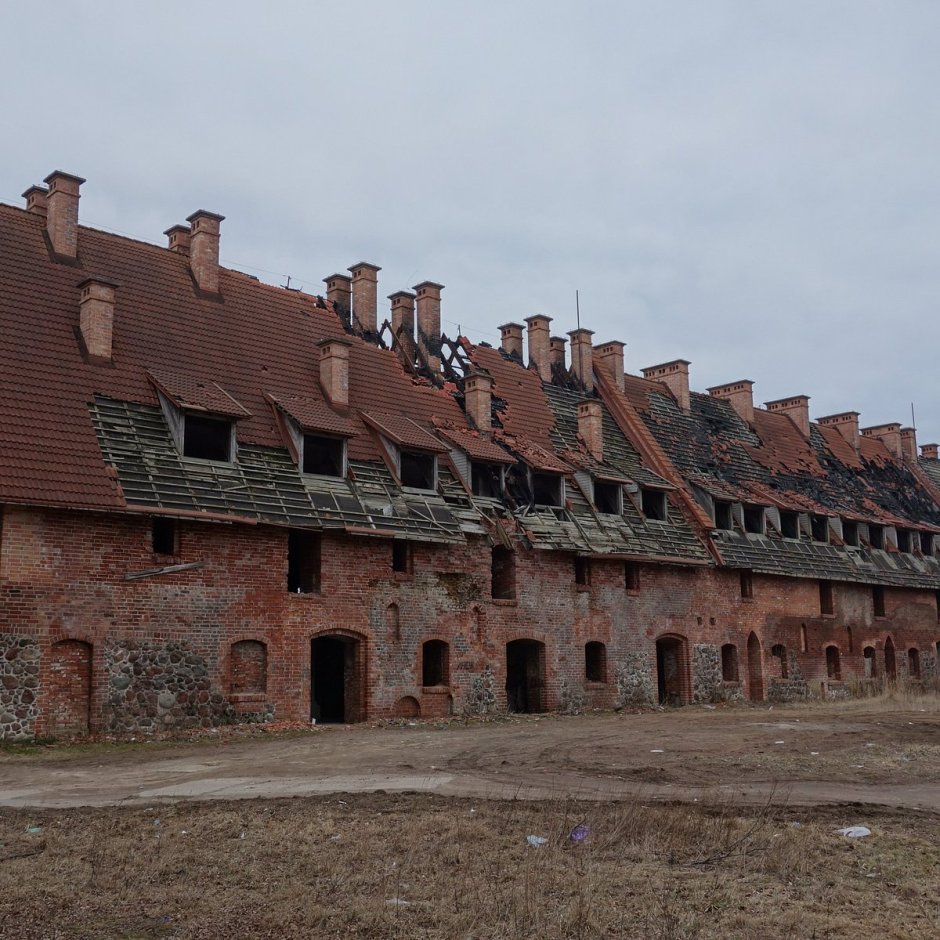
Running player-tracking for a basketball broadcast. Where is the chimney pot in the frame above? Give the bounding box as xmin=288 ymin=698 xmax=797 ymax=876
xmin=388 ymin=290 xmax=416 ymax=337
xmin=163 ymin=224 xmax=191 ymax=256
xmin=765 ymin=395 xmax=811 ymax=438
xmin=817 ymin=411 xmax=861 ymax=451
xmin=77 ymin=276 xmax=118 ymax=362
xmin=413 ymin=280 xmax=444 ymax=372
xmin=921 ymin=443 xmax=939 ymax=460
xmin=499 ymin=323 xmax=524 ymax=359
xmin=594 ymin=341 xmax=625 ymax=392
xmin=577 ymin=400 xmax=604 ymax=461
xmin=524 ymin=315 xmax=552 ymax=382
xmin=186 ymin=209 xmax=225 ymax=294
xmin=549 ymin=335 xmax=567 ymax=372
xmin=900 ymin=427 xmax=917 ymax=461
xmin=21 ymin=185 xmax=48 ymax=217
xmin=642 ymin=359 xmax=691 ymax=412
xmin=708 ymin=379 xmax=754 ymax=425
xmin=348 ymin=262 xmax=381 ymax=334
xmin=568 ymin=328 xmax=596 ymax=392
xmin=464 ymin=370 xmax=494 ymax=431
xmin=43 ymin=170 xmax=85 ymax=259
xmin=861 ymin=422 xmax=903 ymax=458
xmin=318 ymin=337 xmax=351 ymax=407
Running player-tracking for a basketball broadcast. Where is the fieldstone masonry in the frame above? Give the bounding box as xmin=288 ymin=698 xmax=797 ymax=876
xmin=0 ymin=635 xmax=40 ymax=739
xmin=616 ymin=653 xmax=654 ymax=706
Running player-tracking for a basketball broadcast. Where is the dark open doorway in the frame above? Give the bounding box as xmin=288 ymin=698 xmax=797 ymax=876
xmin=505 ymin=639 xmax=545 ymax=713
xmin=884 ymin=636 xmax=897 ymax=680
xmin=655 ymin=635 xmax=687 ymax=705
xmin=746 ymin=631 xmax=764 ymax=701
xmin=311 ymin=635 xmax=362 ymax=723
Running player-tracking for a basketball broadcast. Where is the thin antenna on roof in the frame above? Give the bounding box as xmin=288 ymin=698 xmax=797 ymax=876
xmin=575 ymin=290 xmax=584 ymax=383
xmin=575 ymin=289 xmax=581 ymax=329
xmin=911 ymin=402 xmax=916 ymax=430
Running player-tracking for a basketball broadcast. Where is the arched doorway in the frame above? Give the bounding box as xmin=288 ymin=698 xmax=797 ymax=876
xmin=311 ymin=634 xmax=364 ymax=723
xmin=884 ymin=636 xmax=897 ymax=681
xmin=746 ymin=632 xmax=764 ymax=701
xmin=49 ymin=640 xmax=93 ymax=736
xmin=655 ymin=635 xmax=688 ymax=705
xmin=505 ymin=640 xmax=545 ymax=713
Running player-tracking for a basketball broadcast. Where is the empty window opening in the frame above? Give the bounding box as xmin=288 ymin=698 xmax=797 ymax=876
xmin=230 ymin=640 xmax=267 ymax=695
xmin=151 ymin=517 xmax=177 ymax=556
xmin=713 ymin=500 xmax=733 ymax=530
xmin=656 ymin=635 xmax=689 ymax=705
xmin=471 ymin=462 xmax=502 ymax=498
xmin=287 ymin=531 xmax=321 ymax=593
xmin=863 ymin=646 xmax=877 ymax=678
xmin=842 ymin=520 xmax=859 ymax=547
xmin=800 ymin=623 xmax=808 ymax=653
xmin=491 ymin=546 xmax=516 ymax=599
xmin=721 ymin=643 xmax=739 ymax=682
xmin=574 ymin=556 xmax=590 ymax=586
xmin=780 ymin=511 xmax=799 ymax=539
xmin=624 ymin=562 xmax=640 ymax=592
xmin=819 ymin=580 xmax=834 ymax=616
xmin=422 ymin=640 xmax=449 ymax=687
xmin=921 ymin=532 xmax=935 ymax=556
xmin=400 ymin=451 xmax=436 ymax=489
xmin=771 ymin=643 xmax=788 ymax=679
xmin=825 ymin=646 xmax=841 ymax=680
xmin=532 ymin=472 xmax=563 ymax=507
xmin=392 ymin=541 xmax=412 ymax=574
xmin=811 ymin=515 xmax=830 ymax=543
xmin=740 ymin=569 xmax=754 ymax=599
xmin=743 ymin=505 xmax=765 ymax=534
xmin=585 ymin=642 xmax=607 ymax=682
xmin=641 ymin=488 xmax=668 ymax=521
xmin=846 ymin=625 xmax=854 ymax=653
xmin=183 ymin=414 xmax=232 ymax=461
xmin=896 ymin=529 xmax=912 ymax=553
xmin=303 ymin=434 xmax=344 ymax=476
xmin=594 ymin=481 xmax=622 ymax=514
xmin=868 ymin=524 xmax=885 ymax=550
xmin=908 ymin=647 xmax=921 ymax=679
xmin=884 ymin=636 xmax=897 ymax=680
xmin=505 ymin=639 xmax=546 ymax=713
xmin=873 ymin=586 xmax=886 ymax=618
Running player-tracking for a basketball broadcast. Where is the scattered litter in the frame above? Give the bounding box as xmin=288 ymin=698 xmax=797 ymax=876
xmin=788 ymin=821 xmax=803 ymax=829
xmin=703 ymin=704 xmax=716 ymax=710
xmin=154 ymin=819 xmax=161 ymax=827
xmin=866 ymin=873 xmax=878 ymax=878
xmin=386 ymin=898 xmax=410 ymax=907
xmin=774 ymin=740 xmax=785 ymax=745
xmin=329 ymin=835 xmax=341 ymax=842
xmin=865 ymin=743 xmax=875 ymax=748
xmin=852 ymin=764 xmax=865 ymax=769
xmin=526 ymin=835 xmax=548 ymax=847
xmin=239 ymin=831 xmax=246 ymax=840
xmin=25 ymin=826 xmax=42 ymax=835
xmin=337 ymin=801 xmax=347 ymax=806
xmin=181 ymin=830 xmax=188 ymax=835
xmin=836 ymin=826 xmax=871 ymax=839
xmin=469 ymin=808 xmax=476 ymax=814
xmin=569 ymin=824 xmax=591 ymax=843
xmin=650 ymin=749 xmax=665 ymax=753
xmin=810 ymin=751 xmax=819 ymax=756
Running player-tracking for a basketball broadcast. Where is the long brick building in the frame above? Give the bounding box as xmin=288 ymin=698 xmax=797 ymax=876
xmin=1 ymin=170 xmax=939 ymax=738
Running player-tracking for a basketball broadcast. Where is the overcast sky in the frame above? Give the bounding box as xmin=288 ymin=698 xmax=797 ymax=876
xmin=2 ymin=1 xmax=939 ymax=444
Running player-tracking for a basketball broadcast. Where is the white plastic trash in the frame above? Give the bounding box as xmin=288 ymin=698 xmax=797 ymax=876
xmin=836 ymin=826 xmax=871 ymax=839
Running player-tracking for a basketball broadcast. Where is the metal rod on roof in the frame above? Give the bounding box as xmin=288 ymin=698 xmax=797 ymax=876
xmin=911 ymin=402 xmax=916 ymax=430
xmin=575 ymin=289 xmax=584 ymax=383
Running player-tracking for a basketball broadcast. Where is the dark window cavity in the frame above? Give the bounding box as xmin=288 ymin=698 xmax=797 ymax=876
xmin=400 ymin=451 xmax=435 ymax=489
xmin=594 ymin=480 xmax=622 ymax=514
xmin=574 ymin=556 xmax=590 ymax=586
xmin=780 ymin=511 xmax=799 ymax=539
xmin=392 ymin=541 xmax=412 ymax=574
xmin=920 ymin=532 xmax=935 ymax=556
xmin=183 ymin=414 xmax=232 ymax=461
xmin=303 ymin=434 xmax=344 ymax=476
xmin=585 ymin=642 xmax=607 ymax=682
xmin=908 ymin=647 xmax=921 ymax=679
xmin=868 ymin=524 xmax=885 ymax=550
xmin=422 ymin=640 xmax=449 ymax=687
xmin=713 ymin=500 xmax=733 ymax=530
xmin=532 ymin=472 xmax=563 ymax=507
xmin=740 ymin=569 xmax=754 ymax=599
xmin=863 ymin=646 xmax=877 ymax=678
xmin=721 ymin=644 xmax=739 ymax=682
xmin=743 ymin=505 xmax=765 ymax=534
xmin=811 ymin=515 xmax=829 ymax=543
xmin=896 ymin=529 xmax=912 ymax=553
xmin=873 ymin=586 xmax=886 ymax=618
xmin=491 ymin=546 xmax=516 ymax=599
xmin=826 ymin=646 xmax=841 ymax=680
xmin=624 ymin=562 xmax=640 ymax=592
xmin=641 ymin=488 xmax=667 ymax=521
xmin=151 ymin=517 xmax=177 ymax=555
xmin=771 ymin=643 xmax=788 ymax=679
xmin=287 ymin=531 xmax=321 ymax=593
xmin=819 ymin=580 xmax=834 ymax=616
xmin=471 ymin=462 xmax=502 ymax=498
xmin=842 ymin=520 xmax=859 ymax=547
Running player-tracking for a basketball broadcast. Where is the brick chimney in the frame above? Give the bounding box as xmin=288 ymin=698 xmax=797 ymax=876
xmin=862 ymin=422 xmax=902 ymax=458
xmin=642 ymin=360 xmax=690 ymax=413
xmin=818 ymin=411 xmax=860 ymax=451
xmin=349 ymin=263 xmax=381 ymax=333
xmin=921 ymin=443 xmax=939 ymax=460
xmin=499 ymin=323 xmax=524 ymax=359
xmin=186 ymin=210 xmax=224 ymax=294
xmin=318 ymin=337 xmax=351 ymax=406
xmin=578 ymin=400 xmax=603 ymax=460
xmin=594 ymin=341 xmax=625 ymax=392
xmin=708 ymin=380 xmax=754 ymax=425
xmin=525 ymin=315 xmax=552 ymax=382
xmin=414 ymin=281 xmax=444 ymax=372
xmin=900 ymin=427 xmax=917 ymax=460
xmin=464 ymin=371 xmax=493 ymax=431
xmin=765 ymin=395 xmax=811 ymax=438
xmin=77 ymin=277 xmax=117 ymax=362
xmin=389 ymin=290 xmax=415 ymax=336
xmin=549 ymin=336 xmax=567 ymax=372
xmin=323 ymin=273 xmax=352 ymax=317
xmin=22 ymin=185 xmax=48 ymax=217
xmin=568 ymin=328 xmax=595 ymax=392
xmin=44 ymin=170 xmax=85 ymax=260
xmin=164 ymin=224 xmax=190 ymax=256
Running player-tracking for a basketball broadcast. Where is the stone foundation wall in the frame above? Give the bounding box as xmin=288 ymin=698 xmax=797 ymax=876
xmin=0 ymin=635 xmax=40 ymax=739
xmin=616 ymin=653 xmax=653 ymax=706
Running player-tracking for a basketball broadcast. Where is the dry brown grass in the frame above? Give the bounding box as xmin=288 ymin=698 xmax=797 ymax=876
xmin=0 ymin=793 xmax=936 ymax=939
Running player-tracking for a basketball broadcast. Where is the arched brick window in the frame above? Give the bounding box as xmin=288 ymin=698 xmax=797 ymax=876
xmin=385 ymin=604 xmax=401 ymax=642
xmin=825 ymin=645 xmax=841 ymax=681
xmin=863 ymin=646 xmax=877 ymax=678
xmin=230 ymin=640 xmax=267 ymax=695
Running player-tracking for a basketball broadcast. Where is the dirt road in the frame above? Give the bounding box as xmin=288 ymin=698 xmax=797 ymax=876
xmin=1 ymin=703 xmax=937 ymax=810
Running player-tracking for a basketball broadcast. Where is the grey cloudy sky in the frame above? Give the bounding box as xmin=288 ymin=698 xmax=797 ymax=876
xmin=2 ymin=1 xmax=939 ymax=444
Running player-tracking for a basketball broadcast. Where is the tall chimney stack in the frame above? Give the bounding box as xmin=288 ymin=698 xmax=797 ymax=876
xmin=186 ymin=210 xmax=224 ymax=294
xmin=525 ymin=315 xmax=552 ymax=382
xmin=22 ymin=185 xmax=48 ymax=217
xmin=921 ymin=443 xmax=939 ymax=460
xmin=164 ymin=224 xmax=191 ymax=256
xmin=499 ymin=323 xmax=524 ymax=359
xmin=594 ymin=341 xmax=625 ymax=392
xmin=818 ymin=411 xmax=860 ymax=451
xmin=389 ymin=290 xmax=416 ymax=337
xmin=568 ymin=328 xmax=595 ymax=392
xmin=349 ymin=263 xmax=380 ymax=333
xmin=414 ymin=281 xmax=443 ymax=372
xmin=549 ymin=336 xmax=567 ymax=373
xmin=765 ymin=395 xmax=811 ymax=438
xmin=577 ymin=400 xmax=603 ymax=460
xmin=862 ymin=423 xmax=903 ymax=458
xmin=642 ymin=360 xmax=691 ymax=413
xmin=43 ymin=170 xmax=85 ymax=260
xmin=318 ymin=338 xmax=351 ymax=407
xmin=464 ymin=371 xmax=493 ymax=431
xmin=708 ymin=380 xmax=754 ymax=425
xmin=323 ymin=273 xmax=352 ymax=318
xmin=900 ymin=427 xmax=917 ymax=460
xmin=77 ymin=277 xmax=117 ymax=362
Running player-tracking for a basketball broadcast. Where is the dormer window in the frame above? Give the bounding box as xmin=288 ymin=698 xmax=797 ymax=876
xmin=868 ymin=524 xmax=885 ymax=550
xmin=780 ymin=511 xmax=799 ymax=539
xmin=302 ymin=434 xmax=345 ymax=477
xmin=811 ymin=515 xmax=830 ymax=543
xmin=921 ymin=532 xmax=935 ymax=556
xmin=713 ymin=500 xmax=733 ymax=530
xmin=594 ymin=480 xmax=622 ymax=515
xmin=400 ymin=450 xmax=436 ymax=490
xmin=471 ymin=462 xmax=504 ymax=498
xmin=842 ymin=519 xmax=859 ymax=547
xmin=743 ymin=504 xmax=765 ymax=534
xmin=896 ymin=529 xmax=913 ymax=554
xmin=532 ymin=472 xmax=563 ymax=508
xmin=183 ymin=414 xmax=233 ymax=462
xmin=641 ymin=488 xmax=667 ymax=521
